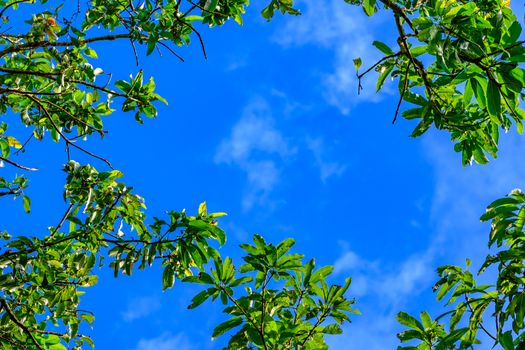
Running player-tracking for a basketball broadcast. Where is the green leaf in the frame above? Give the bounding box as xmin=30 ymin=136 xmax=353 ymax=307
xmin=0 ymin=139 xmax=9 ymax=158
xmin=162 ymin=266 xmax=175 ymax=290
xmin=471 ymin=77 xmax=487 ymax=109
xmin=198 ymin=201 xmax=207 ymax=217
xmin=23 ymin=196 xmax=31 ymax=214
xmin=363 ymin=0 xmax=376 ymax=16
xmin=206 ymin=0 xmax=219 ymax=11
xmin=420 ymin=311 xmax=432 ymax=329
xmin=188 ymin=289 xmax=213 ymax=309
xmin=44 ymin=335 xmax=60 ymax=345
xmin=410 ymin=45 xmax=427 ymax=57
xmin=377 ymin=64 xmax=394 ymax=92
xmin=229 ymin=276 xmax=252 ymax=287
xmin=212 ymin=317 xmax=243 ymax=339
xmin=372 ymin=40 xmax=395 ymax=55
xmin=486 ymin=79 xmax=501 ymax=118
xmin=500 ymin=331 xmax=514 ymax=350
xmin=322 ymin=324 xmax=343 ymax=334
xmin=410 ymin=118 xmax=432 ymax=138
xmin=353 ymin=57 xmax=362 ymax=70
xmin=397 ymin=329 xmax=423 ymax=342
xmin=309 ymin=265 xmax=334 ymax=284
xmin=396 ymin=312 xmax=424 ymax=331
xmin=84 ymin=47 xmax=98 ymax=59
xmin=261 ymin=5 xmax=276 ymax=21
xmin=6 ymin=137 xmax=21 ymax=148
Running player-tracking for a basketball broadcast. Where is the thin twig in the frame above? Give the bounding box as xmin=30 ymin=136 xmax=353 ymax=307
xmin=379 ymin=0 xmax=418 ymax=34
xmin=157 ymin=41 xmax=184 ymax=62
xmin=357 ymin=52 xmax=400 ymax=80
xmin=0 ymin=0 xmax=31 ymax=19
xmin=173 ymin=15 xmax=207 ymax=59
xmin=464 ymin=296 xmax=497 ymax=342
xmin=187 ymin=0 xmax=228 ymax=16
xmin=0 ymin=33 xmax=135 ymax=58
xmin=0 ymin=156 xmax=38 ymax=171
xmin=130 ymin=38 xmax=139 ymax=66
xmin=393 ymin=62 xmax=410 ymax=124
xmin=0 ymin=189 xmax=19 ymax=197
xmin=27 ymin=95 xmax=113 ymax=168
xmin=14 ymin=133 xmax=33 ymax=155
xmin=49 ymin=203 xmax=75 ymax=239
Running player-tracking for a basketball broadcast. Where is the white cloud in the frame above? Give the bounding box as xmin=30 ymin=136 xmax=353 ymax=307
xmin=377 ymin=253 xmax=434 ymax=303
xmin=329 ymin=133 xmax=525 ymax=350
xmin=215 ymin=98 xmax=290 ymax=164
xmin=306 ymin=137 xmax=346 ymax=182
xmin=275 ymin=0 xmax=393 ymax=114
xmin=333 ymin=242 xmax=433 ymax=303
xmin=134 ymin=332 xmax=193 ymax=350
xmin=333 ymin=250 xmax=361 ymax=275
xmin=329 ymin=243 xmax=434 ymax=349
xmin=121 ymin=296 xmax=161 ymax=322
xmin=215 ymin=97 xmax=293 ymax=210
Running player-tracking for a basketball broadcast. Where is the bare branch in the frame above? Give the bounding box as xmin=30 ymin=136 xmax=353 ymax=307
xmin=0 ymin=156 xmax=38 ymax=171
xmin=0 ymin=0 xmax=31 ymax=19
xmin=393 ymin=62 xmax=410 ymax=124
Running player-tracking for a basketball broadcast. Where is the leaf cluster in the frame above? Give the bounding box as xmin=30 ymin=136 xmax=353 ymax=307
xmin=184 ymin=235 xmax=359 ymax=349
xmin=353 ymin=0 xmax=524 ymax=165
xmin=397 ymin=189 xmax=525 ymax=349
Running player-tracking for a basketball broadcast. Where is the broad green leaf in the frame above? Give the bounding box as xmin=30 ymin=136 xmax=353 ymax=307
xmin=198 ymin=201 xmax=207 ymax=217
xmin=188 ymin=289 xmax=214 ymax=309
xmin=162 ymin=266 xmax=175 ymax=290
xmin=396 ymin=312 xmax=424 ymax=331
xmin=363 ymin=0 xmax=376 ymax=16
xmin=23 ymin=196 xmax=31 ymax=213
xmin=212 ymin=317 xmax=243 ymax=339
xmin=377 ymin=64 xmax=394 ymax=92
xmin=372 ymin=40 xmax=395 ymax=55
xmin=486 ymin=79 xmax=501 ymax=118
xmin=84 ymin=47 xmax=98 ymax=59
xmin=0 ymin=139 xmax=9 ymax=158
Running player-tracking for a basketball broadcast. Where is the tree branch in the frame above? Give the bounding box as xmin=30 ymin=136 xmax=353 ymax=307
xmin=0 ymin=155 xmax=38 ymax=171
xmin=0 ymin=299 xmax=44 ymax=350
xmin=26 ymin=95 xmax=113 ymax=168
xmin=0 ymin=33 xmax=135 ymax=58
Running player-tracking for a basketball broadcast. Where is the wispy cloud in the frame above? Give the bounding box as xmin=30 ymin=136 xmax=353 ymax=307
xmin=134 ymin=332 xmax=193 ymax=350
xmin=333 ymin=242 xmax=434 ymax=304
xmin=306 ymin=137 xmax=346 ymax=182
xmin=275 ymin=0 xmax=392 ymax=114
xmin=121 ymin=296 xmax=161 ymax=322
xmin=329 ymin=242 xmax=434 ymax=350
xmin=215 ymin=98 xmax=290 ymax=164
xmin=215 ymin=97 xmax=293 ymax=210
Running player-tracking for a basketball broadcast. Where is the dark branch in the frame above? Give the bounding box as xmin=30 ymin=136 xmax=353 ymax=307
xmin=0 ymin=156 xmax=38 ymax=171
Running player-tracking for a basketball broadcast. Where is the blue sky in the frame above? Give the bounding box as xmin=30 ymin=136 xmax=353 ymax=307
xmin=5 ymin=1 xmax=525 ymax=349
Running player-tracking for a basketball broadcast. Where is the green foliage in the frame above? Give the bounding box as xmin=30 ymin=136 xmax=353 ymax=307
xmin=184 ymin=235 xmax=359 ymax=349
xmin=344 ymin=1 xmax=525 ymax=349
xmin=261 ymin=0 xmax=301 ymax=21
xmin=0 ymin=0 xmax=305 ymax=349
xmin=1 ymin=0 xmax=524 ymax=349
xmin=397 ymin=189 xmax=525 ymax=349
xmin=353 ymin=0 xmax=524 ymax=165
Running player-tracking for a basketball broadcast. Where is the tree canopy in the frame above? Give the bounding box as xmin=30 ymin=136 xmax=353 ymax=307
xmin=0 ymin=0 xmax=524 ymax=349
